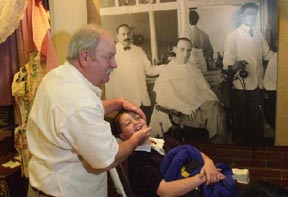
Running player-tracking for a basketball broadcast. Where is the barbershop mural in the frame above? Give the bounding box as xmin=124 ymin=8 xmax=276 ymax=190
xmin=100 ymin=0 xmax=278 ymax=145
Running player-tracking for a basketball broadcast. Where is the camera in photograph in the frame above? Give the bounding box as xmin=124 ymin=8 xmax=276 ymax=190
xmin=223 ymin=60 xmax=248 ymax=79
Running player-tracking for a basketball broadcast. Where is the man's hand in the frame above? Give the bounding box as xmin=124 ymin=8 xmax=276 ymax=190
xmin=129 ymin=127 xmax=152 ymax=146
xmin=102 ymin=98 xmax=146 ymax=120
xmin=121 ymin=99 xmax=147 ymax=121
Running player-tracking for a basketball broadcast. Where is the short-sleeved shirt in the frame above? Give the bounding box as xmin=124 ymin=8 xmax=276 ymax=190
xmin=27 ymin=61 xmax=119 ymax=197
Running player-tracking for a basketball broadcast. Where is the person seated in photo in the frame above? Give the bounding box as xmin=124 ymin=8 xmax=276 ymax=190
xmin=150 ymin=37 xmax=231 ymax=144
xmin=111 ymin=109 xmax=237 ymax=197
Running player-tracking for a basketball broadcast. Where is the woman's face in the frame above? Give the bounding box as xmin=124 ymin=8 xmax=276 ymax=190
xmin=118 ymin=112 xmax=148 ymax=140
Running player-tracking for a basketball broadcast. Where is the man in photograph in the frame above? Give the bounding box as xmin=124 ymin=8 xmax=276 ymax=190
xmin=105 ymin=24 xmax=162 ymax=123
xmin=223 ymin=2 xmax=275 ymax=144
xmin=150 ymin=38 xmax=230 ymax=144
xmin=188 ymin=9 xmax=214 ymax=71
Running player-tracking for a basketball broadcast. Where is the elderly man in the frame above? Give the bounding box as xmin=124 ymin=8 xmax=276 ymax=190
xmin=150 ymin=38 xmax=230 ymax=144
xmin=26 ymin=24 xmax=151 ymax=197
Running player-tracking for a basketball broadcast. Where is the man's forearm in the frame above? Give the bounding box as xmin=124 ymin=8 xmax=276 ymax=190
xmin=96 ymin=137 xmax=140 ymax=172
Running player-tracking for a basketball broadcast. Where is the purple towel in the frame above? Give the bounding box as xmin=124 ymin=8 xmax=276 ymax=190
xmin=160 ymin=144 xmax=238 ymax=197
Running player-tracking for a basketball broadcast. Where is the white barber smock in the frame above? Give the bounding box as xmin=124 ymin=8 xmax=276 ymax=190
xmin=223 ymin=24 xmax=274 ymax=90
xmin=154 ymin=60 xmax=218 ymax=114
xmin=105 ymin=43 xmax=162 ymax=106
xmin=263 ymin=53 xmax=277 ymax=91
xmin=150 ymin=60 xmax=219 ymax=137
xmin=27 ymin=62 xmax=119 ymax=197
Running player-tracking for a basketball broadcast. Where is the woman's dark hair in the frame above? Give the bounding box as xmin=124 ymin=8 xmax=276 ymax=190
xmin=111 ymin=110 xmax=129 ymax=137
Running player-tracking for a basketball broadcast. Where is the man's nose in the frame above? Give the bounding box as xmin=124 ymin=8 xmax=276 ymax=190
xmin=124 ymin=34 xmax=129 ymax=39
xmin=111 ymin=58 xmax=118 ymax=68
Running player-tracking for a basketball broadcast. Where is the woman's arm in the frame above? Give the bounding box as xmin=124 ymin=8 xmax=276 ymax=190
xmin=200 ymin=152 xmax=225 ymax=185
xmin=157 ymin=174 xmax=206 ymax=197
xmin=130 ymin=151 xmax=207 ymax=197
xmin=157 ymin=152 xmax=224 ymax=197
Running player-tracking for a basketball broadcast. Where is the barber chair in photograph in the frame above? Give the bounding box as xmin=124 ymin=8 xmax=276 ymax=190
xmin=155 ymin=104 xmax=209 ymax=144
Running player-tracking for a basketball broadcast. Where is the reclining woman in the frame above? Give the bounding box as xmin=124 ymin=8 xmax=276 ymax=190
xmin=112 ymin=109 xmax=225 ymax=197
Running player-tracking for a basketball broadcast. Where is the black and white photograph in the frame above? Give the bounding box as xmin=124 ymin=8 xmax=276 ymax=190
xmin=1 ymin=0 xmax=288 ymax=196
xmin=100 ymin=0 xmax=278 ymax=145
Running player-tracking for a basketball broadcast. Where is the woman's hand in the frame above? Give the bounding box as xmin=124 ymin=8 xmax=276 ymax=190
xmin=199 ymin=157 xmax=225 ymax=185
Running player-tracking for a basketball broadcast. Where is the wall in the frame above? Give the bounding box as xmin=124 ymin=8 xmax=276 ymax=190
xmin=49 ymin=0 xmax=88 ymax=64
xmin=275 ymin=0 xmax=288 ymax=145
xmin=195 ymin=143 xmax=288 ymax=189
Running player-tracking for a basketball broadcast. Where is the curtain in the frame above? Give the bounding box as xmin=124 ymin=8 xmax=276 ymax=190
xmin=0 ymin=0 xmax=28 ymax=44
xmin=0 ymin=0 xmax=28 ymax=106
xmin=1 ymin=0 xmax=59 ymax=177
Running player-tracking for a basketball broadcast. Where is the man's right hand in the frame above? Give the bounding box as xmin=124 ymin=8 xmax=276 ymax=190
xmin=130 ymin=127 xmax=152 ymax=146
xmin=101 ymin=127 xmax=152 ymax=172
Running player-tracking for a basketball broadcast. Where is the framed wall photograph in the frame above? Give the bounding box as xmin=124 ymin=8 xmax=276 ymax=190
xmin=99 ymin=0 xmax=279 ymax=145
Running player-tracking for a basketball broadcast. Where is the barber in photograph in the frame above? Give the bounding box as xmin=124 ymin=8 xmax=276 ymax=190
xmin=105 ymin=24 xmax=163 ymax=124
xmin=188 ymin=9 xmax=214 ymax=70
xmin=223 ymin=2 xmax=275 ymax=144
xmin=26 ymin=24 xmax=151 ymax=197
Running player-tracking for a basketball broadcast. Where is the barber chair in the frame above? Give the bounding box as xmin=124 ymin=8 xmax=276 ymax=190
xmin=154 ymin=104 xmax=209 ymax=144
xmin=108 ymin=160 xmax=136 ymax=197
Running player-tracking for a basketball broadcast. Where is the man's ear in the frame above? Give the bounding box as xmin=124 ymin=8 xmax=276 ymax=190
xmin=172 ymin=46 xmax=177 ymax=53
xmin=79 ymin=50 xmax=89 ymax=67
